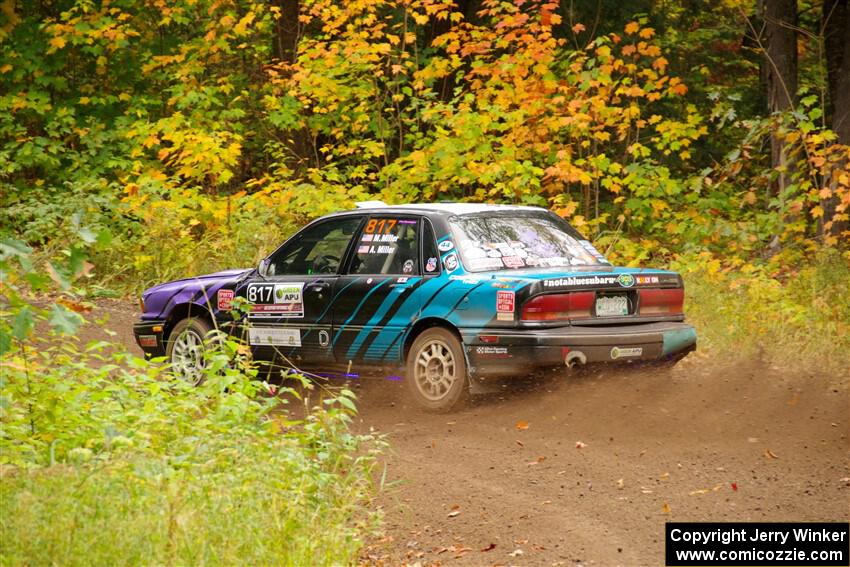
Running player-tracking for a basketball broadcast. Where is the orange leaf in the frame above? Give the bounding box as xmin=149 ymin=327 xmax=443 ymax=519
xmin=572 ymin=23 xmax=585 ymax=33
xmin=639 ymin=27 xmax=655 ymax=39
xmin=625 ymin=21 xmax=640 ymax=35
xmin=515 ymin=420 xmax=529 ymax=430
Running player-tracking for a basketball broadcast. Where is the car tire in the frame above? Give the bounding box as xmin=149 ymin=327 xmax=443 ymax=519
xmin=406 ymin=327 xmax=468 ymax=412
xmin=165 ymin=317 xmax=215 ymax=385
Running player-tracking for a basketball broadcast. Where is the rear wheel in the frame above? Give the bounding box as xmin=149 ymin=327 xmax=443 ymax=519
xmin=166 ymin=317 xmax=214 ymax=385
xmin=406 ymin=327 xmax=467 ymax=412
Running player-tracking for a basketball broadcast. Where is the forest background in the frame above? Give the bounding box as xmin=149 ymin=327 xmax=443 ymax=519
xmin=2 ymin=0 xmax=849 ymax=366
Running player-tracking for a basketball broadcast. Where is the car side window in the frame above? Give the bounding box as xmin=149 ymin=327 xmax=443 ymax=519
xmin=267 ymin=216 xmax=362 ymax=276
xmin=422 ymin=218 xmax=440 ymax=275
xmin=349 ymin=217 xmax=420 ymax=275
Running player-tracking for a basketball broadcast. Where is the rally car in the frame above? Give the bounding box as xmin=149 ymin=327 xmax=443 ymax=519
xmin=133 ymin=202 xmax=697 ymax=411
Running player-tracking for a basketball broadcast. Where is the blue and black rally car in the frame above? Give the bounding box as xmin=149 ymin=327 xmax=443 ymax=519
xmin=133 ymin=203 xmax=697 ymax=411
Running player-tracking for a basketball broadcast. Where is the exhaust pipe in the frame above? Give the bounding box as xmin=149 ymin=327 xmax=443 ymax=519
xmin=565 ymin=350 xmax=587 ymax=369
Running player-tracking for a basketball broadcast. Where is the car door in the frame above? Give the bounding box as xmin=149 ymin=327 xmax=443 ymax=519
xmin=241 ymin=215 xmax=364 ymax=367
xmin=333 ymin=215 xmax=429 ymax=365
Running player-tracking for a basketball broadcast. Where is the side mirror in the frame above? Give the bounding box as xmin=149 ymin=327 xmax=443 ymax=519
xmin=258 ymin=258 xmax=270 ymax=277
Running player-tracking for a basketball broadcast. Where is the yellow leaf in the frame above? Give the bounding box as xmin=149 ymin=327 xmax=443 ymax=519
xmin=0 ymin=64 xmax=11 ymax=73
xmin=811 ymin=205 xmax=825 ymax=218
xmin=49 ymin=36 xmax=66 ymax=50
xmin=639 ymin=27 xmax=655 ymax=39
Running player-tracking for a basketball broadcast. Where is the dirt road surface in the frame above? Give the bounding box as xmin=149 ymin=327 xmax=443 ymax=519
xmin=82 ymin=300 xmax=849 ymax=566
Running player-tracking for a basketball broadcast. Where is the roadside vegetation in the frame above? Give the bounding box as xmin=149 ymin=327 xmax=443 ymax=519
xmin=1 ymin=0 xmax=849 ymax=563
xmin=0 ymin=247 xmax=383 ymax=565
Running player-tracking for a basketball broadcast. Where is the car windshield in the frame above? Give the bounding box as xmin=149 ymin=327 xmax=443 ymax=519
xmin=449 ymin=213 xmax=609 ymax=272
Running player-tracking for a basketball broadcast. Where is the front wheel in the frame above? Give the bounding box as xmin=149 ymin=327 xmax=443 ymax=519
xmin=165 ymin=317 xmax=214 ymax=385
xmin=406 ymin=327 xmax=468 ymax=412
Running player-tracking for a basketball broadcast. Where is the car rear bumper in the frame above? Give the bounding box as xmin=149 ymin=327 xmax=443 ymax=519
xmin=132 ymin=319 xmax=167 ymax=357
xmin=461 ymin=322 xmax=697 ymax=377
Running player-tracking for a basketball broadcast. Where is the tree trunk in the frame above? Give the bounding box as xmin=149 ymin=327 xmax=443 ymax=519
xmin=273 ymin=0 xmax=301 ymax=63
xmin=271 ymin=0 xmax=315 ymax=170
xmin=822 ymin=0 xmax=850 ymax=237
xmin=759 ymin=0 xmax=798 ymax=227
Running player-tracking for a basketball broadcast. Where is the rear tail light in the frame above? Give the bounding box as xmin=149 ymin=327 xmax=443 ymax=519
xmin=638 ymin=288 xmax=684 ymax=315
xmin=521 ymin=292 xmax=595 ymax=321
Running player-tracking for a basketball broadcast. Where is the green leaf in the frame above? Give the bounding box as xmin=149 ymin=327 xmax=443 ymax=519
xmin=49 ymin=304 xmax=83 ymax=335
xmin=12 ymin=306 xmax=35 ymax=340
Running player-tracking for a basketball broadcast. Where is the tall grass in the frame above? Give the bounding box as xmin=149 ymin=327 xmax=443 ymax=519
xmin=0 ymin=337 xmax=382 ymax=565
xmin=676 ymin=250 xmax=850 ymax=375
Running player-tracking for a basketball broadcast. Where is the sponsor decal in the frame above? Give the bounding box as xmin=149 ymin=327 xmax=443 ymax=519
xmin=248 ymin=283 xmax=304 ymax=318
xmin=425 ymin=257 xmax=438 ymax=272
xmin=138 ymin=335 xmax=158 ymax=348
xmin=496 ymin=290 xmax=515 ymax=321
xmin=438 ymin=240 xmax=454 ymax=252
xmin=402 ymin=259 xmax=415 ymax=274
xmin=610 ymin=346 xmax=643 ymax=360
xmin=396 ymin=276 xmax=409 ymax=283
xmin=544 ymin=275 xmax=619 ymax=287
xmin=444 ymin=253 xmax=459 ymax=272
xmin=217 ymin=289 xmax=234 ymax=311
xmin=474 ymin=345 xmax=509 ymax=357
xmin=636 ymin=275 xmax=661 ymax=285
xmin=249 ymin=326 xmax=301 ymax=347
xmin=543 ymin=274 xmax=639 ymax=288
xmin=617 ymin=273 xmax=636 ymax=288
xmin=501 ymin=255 xmax=525 ymax=268
xmin=318 ymin=330 xmax=330 ymax=347
xmin=449 ymin=275 xmax=483 ymax=284
xmin=467 ymin=257 xmax=503 ymax=271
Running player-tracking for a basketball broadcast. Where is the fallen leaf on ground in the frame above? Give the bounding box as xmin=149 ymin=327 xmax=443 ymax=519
xmin=689 ymin=488 xmax=710 ymax=496
xmin=731 ymin=482 xmax=738 ymax=491
xmin=481 ymin=543 xmax=497 ymax=552
xmin=764 ymin=448 xmax=779 ymax=459
xmin=617 ymin=478 xmax=625 ymax=489
xmin=662 ymin=502 xmax=671 ymax=514
xmin=515 ymin=440 xmax=524 ymax=448
xmin=659 ymin=472 xmax=669 ymax=480
xmin=516 ymin=420 xmax=529 ymax=430
xmin=575 ymin=441 xmax=587 ymax=449
xmin=509 ymin=549 xmax=524 ymax=557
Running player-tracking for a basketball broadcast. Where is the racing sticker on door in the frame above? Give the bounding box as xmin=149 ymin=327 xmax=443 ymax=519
xmin=247 ymin=283 xmax=304 ymax=318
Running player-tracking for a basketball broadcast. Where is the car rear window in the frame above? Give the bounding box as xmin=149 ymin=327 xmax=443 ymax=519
xmin=449 ymin=213 xmax=610 ymax=272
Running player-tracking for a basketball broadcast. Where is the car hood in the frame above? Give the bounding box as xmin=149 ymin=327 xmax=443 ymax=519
xmin=141 ymin=268 xmax=252 ymax=318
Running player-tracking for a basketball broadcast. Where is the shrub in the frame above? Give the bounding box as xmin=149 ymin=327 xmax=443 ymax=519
xmin=0 ymin=330 xmax=382 ymax=565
